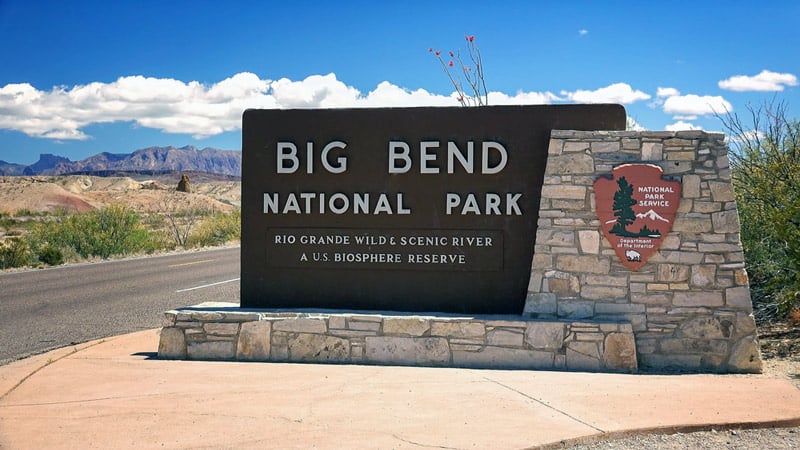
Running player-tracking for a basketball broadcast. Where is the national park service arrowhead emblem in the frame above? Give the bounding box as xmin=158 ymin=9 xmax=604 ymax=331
xmin=594 ymin=164 xmax=681 ymax=270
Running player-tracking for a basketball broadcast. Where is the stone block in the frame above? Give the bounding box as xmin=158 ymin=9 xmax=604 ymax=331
xmin=672 ymin=216 xmax=713 ymax=233
xmin=734 ymin=313 xmax=757 ymax=338
xmin=697 ymin=243 xmax=743 ymax=253
xmin=191 ymin=311 xmax=224 ymax=321
xmin=682 ymin=174 xmax=701 ymax=198
xmin=679 ymin=316 xmax=732 ymax=339
xmin=273 ymin=318 xmax=327 ymax=334
xmin=585 ymin=275 xmax=628 ymax=286
xmin=660 ymin=338 xmax=727 ymax=354
xmin=328 ymin=316 xmax=346 ymax=329
xmin=709 ymin=181 xmax=735 ymax=202
xmin=673 ymin=291 xmax=723 ymax=307
xmin=548 ymin=138 xmax=563 ymax=155
xmin=622 ymin=138 xmax=640 ymax=149
xmin=558 ymin=301 xmax=594 ymax=319
xmin=162 ymin=312 xmax=177 ymax=327
xmin=524 ymin=293 xmax=557 ymax=315
xmin=563 ymin=141 xmax=589 ymax=153
xmin=288 ymin=334 xmax=349 ymax=362
xmin=542 ymin=231 xmax=575 ymax=246
xmin=430 ymin=321 xmax=485 ymax=339
xmin=541 ymin=185 xmax=586 ymax=200
xmin=693 ymin=201 xmax=722 ymax=213
xmin=632 ymin=293 xmax=672 ymax=306
xmin=270 ymin=333 xmax=289 ymax=361
xmin=556 ymin=255 xmax=610 ymax=274
xmin=726 ymin=286 xmax=753 ymax=309
xmin=578 ymin=230 xmax=600 ymax=254
xmin=158 ymin=327 xmax=187 ymax=359
xmin=639 ymin=353 xmax=702 ymax=370
xmin=641 ymin=142 xmax=663 ymax=160
xmin=581 ymin=285 xmax=627 ymax=300
xmin=524 ymin=322 xmax=565 ymax=350
xmin=453 ymin=347 xmax=553 ymax=369
xmin=348 ymin=320 xmax=381 ymax=331
xmin=547 ymin=275 xmax=580 ymax=294
xmin=594 ymin=303 xmax=645 ymax=314
xmin=690 ymin=264 xmax=717 ymax=288
xmin=365 ymin=337 xmax=450 ymax=365
xmin=566 ymin=341 xmax=601 ymax=371
xmin=591 ymin=141 xmax=621 ymax=153
xmin=487 ymin=329 xmax=524 ymax=347
xmin=667 ymin=150 xmax=696 ymax=160
xmin=657 ymin=264 xmax=690 ymax=282
xmin=712 ymin=210 xmax=740 ymax=233
xmin=187 ymin=341 xmax=236 ymax=360
xmin=603 ymin=333 xmax=637 ymax=371
xmin=383 ymin=317 xmax=430 ymax=336
xmin=547 ymin=153 xmax=595 ymax=174
xmin=532 ymin=253 xmax=553 ymax=270
xmin=236 ymin=321 xmax=271 ymax=361
xmin=203 ymin=322 xmax=239 ymax=336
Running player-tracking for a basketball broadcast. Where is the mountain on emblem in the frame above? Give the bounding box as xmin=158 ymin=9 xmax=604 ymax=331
xmin=594 ymin=164 xmax=681 ymax=270
xmin=636 ymin=209 xmax=669 ymax=222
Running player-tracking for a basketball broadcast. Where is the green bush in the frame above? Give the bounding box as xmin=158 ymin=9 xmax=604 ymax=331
xmin=38 ymin=244 xmax=64 ymax=266
xmin=0 ymin=238 xmax=33 ymax=269
xmin=721 ymin=100 xmax=800 ymax=321
xmin=30 ymin=205 xmax=157 ymax=260
xmin=188 ymin=209 xmax=241 ymax=248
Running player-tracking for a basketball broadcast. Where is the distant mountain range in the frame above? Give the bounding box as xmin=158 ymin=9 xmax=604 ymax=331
xmin=0 ymin=146 xmax=241 ymax=177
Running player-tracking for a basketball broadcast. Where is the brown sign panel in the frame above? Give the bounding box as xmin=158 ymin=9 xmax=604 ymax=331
xmin=242 ymin=105 xmax=626 ymax=313
xmin=594 ymin=164 xmax=681 ymax=270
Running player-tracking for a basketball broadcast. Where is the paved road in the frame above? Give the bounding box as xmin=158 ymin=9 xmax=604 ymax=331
xmin=0 ymin=246 xmax=240 ymax=364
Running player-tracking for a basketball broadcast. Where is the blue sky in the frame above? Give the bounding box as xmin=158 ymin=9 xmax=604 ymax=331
xmin=1 ymin=0 xmax=798 ymax=165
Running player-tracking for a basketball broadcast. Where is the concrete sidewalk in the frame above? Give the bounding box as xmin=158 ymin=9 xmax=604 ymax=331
xmin=1 ymin=330 xmax=799 ymax=449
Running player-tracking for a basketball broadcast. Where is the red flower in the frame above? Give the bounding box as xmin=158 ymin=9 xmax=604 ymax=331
xmin=448 ymin=60 xmax=454 ymax=67
xmin=435 ymin=50 xmax=441 ymax=56
xmin=449 ymin=51 xmax=454 ymax=57
xmin=468 ymin=35 xmax=475 ymax=42
xmin=428 ymin=47 xmax=433 ymax=52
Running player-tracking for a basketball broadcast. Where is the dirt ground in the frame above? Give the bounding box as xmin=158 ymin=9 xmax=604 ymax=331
xmin=0 ymin=175 xmax=240 ymax=216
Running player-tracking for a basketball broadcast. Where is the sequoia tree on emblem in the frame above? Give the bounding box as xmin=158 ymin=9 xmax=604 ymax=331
xmin=594 ymin=164 xmax=681 ymax=270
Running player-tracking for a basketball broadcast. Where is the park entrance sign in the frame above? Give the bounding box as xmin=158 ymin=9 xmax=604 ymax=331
xmin=241 ymin=105 xmax=626 ymax=313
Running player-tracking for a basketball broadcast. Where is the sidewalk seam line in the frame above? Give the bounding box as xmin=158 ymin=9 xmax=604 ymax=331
xmin=482 ymin=376 xmax=605 ymax=434
xmin=0 ymin=339 xmax=110 ymax=402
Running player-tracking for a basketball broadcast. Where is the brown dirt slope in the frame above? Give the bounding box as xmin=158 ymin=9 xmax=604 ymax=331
xmin=0 ymin=176 xmax=240 ymax=215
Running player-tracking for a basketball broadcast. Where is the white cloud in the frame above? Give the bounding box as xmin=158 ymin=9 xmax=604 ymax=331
xmin=626 ymin=116 xmax=646 ymax=131
xmin=578 ymin=29 xmax=589 ymax=36
xmin=656 ymin=87 xmax=680 ymax=97
xmin=487 ymin=90 xmax=561 ymax=105
xmin=665 ymin=120 xmax=703 ymax=131
xmin=560 ymin=83 xmax=650 ymax=104
xmin=662 ymin=94 xmax=732 ymax=115
xmin=718 ymin=70 xmax=798 ymax=92
xmin=0 ymin=73 xmax=276 ymax=140
xmin=0 ymin=74 xmax=699 ymax=142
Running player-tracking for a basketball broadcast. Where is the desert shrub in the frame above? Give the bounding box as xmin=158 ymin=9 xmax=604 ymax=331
xmin=30 ymin=205 xmax=157 ymax=259
xmin=720 ymin=100 xmax=800 ymax=321
xmin=188 ymin=209 xmax=240 ymax=248
xmin=0 ymin=238 xmax=33 ymax=269
xmin=38 ymin=244 xmax=64 ymax=266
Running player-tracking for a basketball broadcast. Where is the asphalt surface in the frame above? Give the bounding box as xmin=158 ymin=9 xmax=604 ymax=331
xmin=0 ymin=246 xmax=240 ymax=364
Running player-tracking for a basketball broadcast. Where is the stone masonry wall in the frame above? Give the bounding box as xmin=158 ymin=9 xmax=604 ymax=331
xmin=525 ymin=130 xmax=762 ymax=373
xmin=159 ymin=302 xmax=637 ymax=372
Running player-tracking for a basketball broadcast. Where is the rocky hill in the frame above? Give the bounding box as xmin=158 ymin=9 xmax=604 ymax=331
xmin=0 ymin=146 xmax=241 ymax=177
